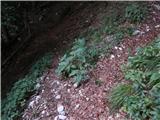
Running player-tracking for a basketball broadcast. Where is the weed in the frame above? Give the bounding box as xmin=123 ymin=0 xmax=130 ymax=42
xmin=125 ymin=3 xmax=147 ymax=23
xmin=56 ymin=38 xmax=99 ymax=85
xmin=95 ymin=79 xmax=103 ymax=86
xmin=2 ymin=53 xmax=53 ymax=120
xmin=109 ymin=37 xmax=160 ymax=120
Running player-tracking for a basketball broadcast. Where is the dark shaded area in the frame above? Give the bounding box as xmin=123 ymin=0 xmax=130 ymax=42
xmin=2 ymin=1 xmax=101 ymax=98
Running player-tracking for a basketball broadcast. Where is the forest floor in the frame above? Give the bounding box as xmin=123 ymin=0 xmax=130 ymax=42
xmin=6 ymin=2 xmax=160 ymax=120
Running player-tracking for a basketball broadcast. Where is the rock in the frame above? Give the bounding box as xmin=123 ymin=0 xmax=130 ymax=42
xmin=60 ymin=111 xmax=65 ymax=115
xmin=55 ymin=95 xmax=61 ymax=99
xmin=42 ymin=89 xmax=45 ymax=93
xmin=41 ymin=110 xmax=45 ymax=116
xmin=29 ymin=101 xmax=34 ymax=108
xmin=35 ymin=83 xmax=41 ymax=89
xmin=118 ymin=47 xmax=122 ymax=51
xmin=58 ymin=115 xmax=67 ymax=120
xmin=114 ymin=46 xmax=118 ymax=49
xmin=86 ymin=97 xmax=90 ymax=101
xmin=140 ymin=31 xmax=145 ymax=35
xmin=132 ymin=30 xmax=140 ymax=35
xmin=79 ymin=90 xmax=83 ymax=96
xmin=146 ymin=28 xmax=150 ymax=32
xmin=75 ymin=104 xmax=80 ymax=109
xmin=73 ymin=83 xmax=79 ymax=88
xmin=56 ymin=81 xmax=60 ymax=85
xmin=57 ymin=104 xmax=64 ymax=113
xmin=54 ymin=116 xmax=59 ymax=120
xmin=155 ymin=24 xmax=160 ymax=28
xmin=67 ymin=89 xmax=70 ymax=93
xmin=35 ymin=95 xmax=41 ymax=104
xmin=110 ymin=55 xmax=115 ymax=59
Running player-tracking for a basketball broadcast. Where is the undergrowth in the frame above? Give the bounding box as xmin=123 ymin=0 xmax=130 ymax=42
xmin=109 ymin=37 xmax=160 ymax=120
xmin=56 ymin=38 xmax=99 ymax=85
xmin=125 ymin=3 xmax=148 ymax=23
xmin=56 ymin=2 xmax=148 ymax=87
xmin=2 ymin=53 xmax=53 ymax=120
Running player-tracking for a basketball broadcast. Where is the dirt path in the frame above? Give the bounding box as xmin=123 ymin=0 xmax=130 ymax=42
xmin=22 ymin=3 xmax=160 ymax=120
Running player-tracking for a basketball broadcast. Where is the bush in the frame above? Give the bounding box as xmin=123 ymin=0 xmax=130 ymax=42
xmin=109 ymin=37 xmax=160 ymax=120
xmin=56 ymin=38 xmax=99 ymax=85
xmin=2 ymin=53 xmax=53 ymax=120
xmin=125 ymin=3 xmax=147 ymax=23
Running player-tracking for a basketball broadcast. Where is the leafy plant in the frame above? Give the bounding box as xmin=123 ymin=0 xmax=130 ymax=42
xmin=56 ymin=38 xmax=99 ymax=85
xmin=125 ymin=3 xmax=147 ymax=23
xmin=109 ymin=37 xmax=160 ymax=120
xmin=108 ymin=84 xmax=133 ymax=112
xmin=2 ymin=53 xmax=53 ymax=120
xmin=95 ymin=79 xmax=103 ymax=86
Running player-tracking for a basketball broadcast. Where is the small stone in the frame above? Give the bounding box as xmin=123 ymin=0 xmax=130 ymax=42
xmin=35 ymin=83 xmax=41 ymax=89
xmin=79 ymin=90 xmax=83 ymax=96
xmin=55 ymin=95 xmax=61 ymax=99
xmin=117 ymin=55 xmax=120 ymax=58
xmin=114 ymin=46 xmax=118 ymax=49
xmin=60 ymin=111 xmax=65 ymax=115
xmin=146 ymin=28 xmax=150 ymax=32
xmin=86 ymin=97 xmax=90 ymax=101
xmin=54 ymin=116 xmax=58 ymax=120
xmin=67 ymin=89 xmax=70 ymax=93
xmin=56 ymin=81 xmax=60 ymax=85
xmin=119 ymin=47 xmax=122 ymax=51
xmin=46 ymin=77 xmax=49 ymax=80
xmin=42 ymin=90 xmax=44 ymax=93
xmin=41 ymin=110 xmax=45 ymax=115
xmin=46 ymin=112 xmax=50 ymax=116
xmin=75 ymin=104 xmax=80 ymax=109
xmin=132 ymin=30 xmax=140 ymax=35
xmin=110 ymin=55 xmax=115 ymax=59
xmin=116 ymin=113 xmax=120 ymax=118
xmin=57 ymin=104 xmax=64 ymax=113
xmin=58 ymin=115 xmax=67 ymax=120
xmin=140 ymin=31 xmax=145 ymax=35
xmin=73 ymin=83 xmax=79 ymax=88
xmin=29 ymin=101 xmax=34 ymax=108
xmin=35 ymin=95 xmax=41 ymax=103
xmin=155 ymin=24 xmax=160 ymax=28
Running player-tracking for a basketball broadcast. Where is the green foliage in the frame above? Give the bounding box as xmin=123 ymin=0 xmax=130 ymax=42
xmin=2 ymin=53 xmax=53 ymax=120
xmin=108 ymin=84 xmax=133 ymax=112
xmin=125 ymin=3 xmax=147 ymax=23
xmin=103 ymin=12 xmax=135 ymax=44
xmin=95 ymin=79 xmax=103 ymax=86
xmin=56 ymin=38 xmax=99 ymax=85
xmin=109 ymin=37 xmax=160 ymax=120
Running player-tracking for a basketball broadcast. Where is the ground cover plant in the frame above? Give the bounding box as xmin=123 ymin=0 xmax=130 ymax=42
xmin=125 ymin=3 xmax=148 ymax=23
xmin=109 ymin=37 xmax=160 ymax=120
xmin=1 ymin=53 xmax=53 ymax=120
xmin=56 ymin=38 xmax=99 ymax=86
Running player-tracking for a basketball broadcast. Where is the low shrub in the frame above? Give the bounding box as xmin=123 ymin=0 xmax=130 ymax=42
xmin=56 ymin=38 xmax=99 ymax=85
xmin=125 ymin=3 xmax=147 ymax=23
xmin=109 ymin=37 xmax=160 ymax=120
xmin=2 ymin=53 xmax=53 ymax=120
